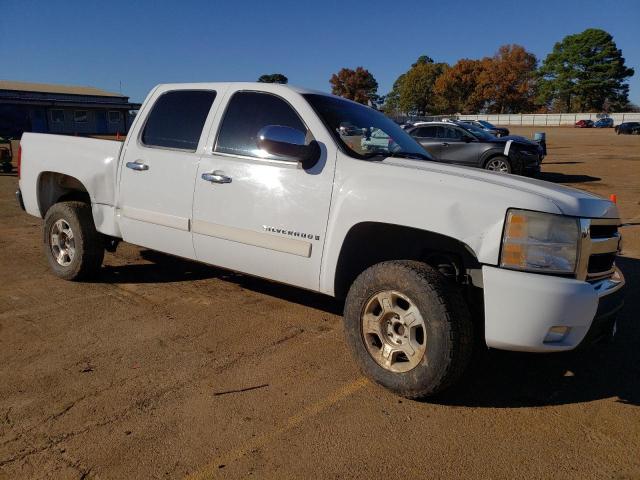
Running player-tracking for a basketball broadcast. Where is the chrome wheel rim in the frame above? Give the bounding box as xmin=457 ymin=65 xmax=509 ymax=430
xmin=361 ymin=290 xmax=427 ymax=373
xmin=50 ymin=219 xmax=75 ymax=267
xmin=486 ymin=158 xmax=510 ymax=173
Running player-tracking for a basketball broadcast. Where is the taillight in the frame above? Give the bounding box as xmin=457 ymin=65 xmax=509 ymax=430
xmin=17 ymin=144 xmax=22 ymax=179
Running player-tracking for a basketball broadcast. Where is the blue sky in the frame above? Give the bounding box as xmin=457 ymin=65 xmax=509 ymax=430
xmin=1 ymin=0 xmax=638 ymax=104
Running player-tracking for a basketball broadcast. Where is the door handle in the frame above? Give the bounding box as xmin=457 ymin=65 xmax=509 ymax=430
xmin=126 ymin=161 xmax=149 ymax=171
xmin=441 ymin=142 xmax=450 ymax=147
xmin=202 ymin=170 xmax=232 ymax=184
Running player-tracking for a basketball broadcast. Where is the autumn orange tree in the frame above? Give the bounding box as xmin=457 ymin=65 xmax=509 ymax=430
xmin=478 ymin=45 xmax=538 ymax=113
xmin=433 ymin=59 xmax=485 ymax=114
xmin=386 ymin=45 xmax=537 ymax=115
xmin=329 ymin=67 xmax=378 ymax=104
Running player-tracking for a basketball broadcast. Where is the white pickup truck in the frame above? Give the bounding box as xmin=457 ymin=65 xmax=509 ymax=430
xmin=17 ymin=82 xmax=625 ymax=398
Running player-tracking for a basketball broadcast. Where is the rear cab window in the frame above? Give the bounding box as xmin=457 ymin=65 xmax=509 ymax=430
xmin=141 ymin=90 xmax=217 ymax=151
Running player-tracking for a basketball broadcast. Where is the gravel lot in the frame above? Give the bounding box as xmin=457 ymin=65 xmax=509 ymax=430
xmin=1 ymin=127 xmax=639 ymax=479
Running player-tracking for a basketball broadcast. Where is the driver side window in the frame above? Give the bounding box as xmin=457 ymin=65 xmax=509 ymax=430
xmin=441 ymin=126 xmax=464 ymax=140
xmin=215 ymin=91 xmax=310 ymax=160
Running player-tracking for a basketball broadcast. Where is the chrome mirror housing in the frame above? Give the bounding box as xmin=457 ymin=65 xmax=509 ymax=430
xmin=257 ymin=125 xmax=320 ymax=168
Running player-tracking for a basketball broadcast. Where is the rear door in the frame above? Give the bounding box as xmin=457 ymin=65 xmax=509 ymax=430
xmin=117 ymin=89 xmax=218 ymax=259
xmin=191 ymin=88 xmax=336 ymax=290
xmin=410 ymin=126 xmax=442 ymax=159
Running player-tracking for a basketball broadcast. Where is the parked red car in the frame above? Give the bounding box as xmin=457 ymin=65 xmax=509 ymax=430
xmin=575 ymin=119 xmax=594 ymax=128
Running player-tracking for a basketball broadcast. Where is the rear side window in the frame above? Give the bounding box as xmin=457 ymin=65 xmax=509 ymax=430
xmin=215 ymin=91 xmax=307 ymax=159
xmin=141 ymin=90 xmax=216 ymax=151
xmin=414 ymin=126 xmax=438 ymax=138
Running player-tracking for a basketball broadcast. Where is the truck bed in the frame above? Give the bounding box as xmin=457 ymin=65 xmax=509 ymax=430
xmin=19 ymin=133 xmax=124 ymax=218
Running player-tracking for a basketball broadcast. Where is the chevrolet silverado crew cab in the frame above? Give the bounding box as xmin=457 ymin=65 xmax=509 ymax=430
xmin=16 ymin=83 xmax=625 ymax=399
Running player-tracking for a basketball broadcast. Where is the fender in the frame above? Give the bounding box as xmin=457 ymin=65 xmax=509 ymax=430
xmin=479 ymin=146 xmax=509 ymax=166
xmin=318 ymin=154 xmax=562 ymax=296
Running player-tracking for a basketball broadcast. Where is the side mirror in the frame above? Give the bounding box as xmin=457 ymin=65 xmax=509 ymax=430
xmin=463 ymin=135 xmax=473 ymax=143
xmin=257 ymin=125 xmax=320 ymax=169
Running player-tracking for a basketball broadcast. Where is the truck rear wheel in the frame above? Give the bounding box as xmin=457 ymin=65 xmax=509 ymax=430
xmin=343 ymin=260 xmax=473 ymax=399
xmin=43 ymin=201 xmax=104 ymax=280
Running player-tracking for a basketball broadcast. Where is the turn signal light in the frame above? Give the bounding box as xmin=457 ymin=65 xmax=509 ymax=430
xmin=543 ymin=326 xmax=570 ymax=343
xmin=502 ymin=243 xmax=524 ymax=267
xmin=505 ymin=212 xmax=527 ymax=239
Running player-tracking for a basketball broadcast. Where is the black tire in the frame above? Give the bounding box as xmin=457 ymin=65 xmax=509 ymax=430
xmin=343 ymin=260 xmax=473 ymax=399
xmin=43 ymin=201 xmax=104 ymax=280
xmin=1 ymin=163 xmax=12 ymax=173
xmin=483 ymin=155 xmax=512 ymax=173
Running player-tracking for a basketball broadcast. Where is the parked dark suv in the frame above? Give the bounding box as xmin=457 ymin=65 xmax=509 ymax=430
xmin=407 ymin=122 xmax=541 ymax=176
xmin=615 ymin=122 xmax=640 ymax=135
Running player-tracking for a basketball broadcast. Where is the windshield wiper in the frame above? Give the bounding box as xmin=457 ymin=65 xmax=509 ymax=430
xmin=361 ymin=151 xmax=431 ymax=161
xmin=387 ymin=151 xmax=431 ymax=160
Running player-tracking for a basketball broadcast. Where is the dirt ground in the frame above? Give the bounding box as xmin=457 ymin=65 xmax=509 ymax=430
xmin=0 ymin=127 xmax=639 ymax=480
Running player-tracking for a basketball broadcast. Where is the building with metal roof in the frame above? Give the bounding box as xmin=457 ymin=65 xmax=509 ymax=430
xmin=0 ymin=80 xmax=141 ymax=138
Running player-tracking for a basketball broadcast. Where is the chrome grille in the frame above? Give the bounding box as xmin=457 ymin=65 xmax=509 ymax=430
xmin=577 ymin=218 xmax=620 ymax=282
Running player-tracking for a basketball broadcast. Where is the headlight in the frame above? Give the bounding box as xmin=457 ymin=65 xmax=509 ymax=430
xmin=500 ymin=209 xmax=579 ymax=274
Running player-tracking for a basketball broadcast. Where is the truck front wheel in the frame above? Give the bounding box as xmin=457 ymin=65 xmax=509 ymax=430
xmin=43 ymin=201 xmax=104 ymax=280
xmin=343 ymin=260 xmax=473 ymax=399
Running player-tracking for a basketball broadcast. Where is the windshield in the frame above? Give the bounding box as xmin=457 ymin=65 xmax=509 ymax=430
xmin=477 ymin=120 xmax=497 ymax=129
xmin=457 ymin=123 xmax=496 ymax=141
xmin=303 ymin=94 xmax=432 ymax=160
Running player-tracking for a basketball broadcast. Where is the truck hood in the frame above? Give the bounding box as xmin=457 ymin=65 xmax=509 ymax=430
xmin=383 ymin=158 xmax=618 ymax=219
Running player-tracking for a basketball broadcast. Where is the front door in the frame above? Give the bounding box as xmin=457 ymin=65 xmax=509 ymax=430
xmin=192 ymin=89 xmax=336 ymax=290
xmin=437 ymin=125 xmax=479 ymax=166
xmin=117 ymin=89 xmax=217 ymax=259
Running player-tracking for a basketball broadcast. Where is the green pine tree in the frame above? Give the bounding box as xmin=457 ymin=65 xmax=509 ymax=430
xmin=538 ymin=29 xmax=634 ymax=112
xmin=257 ymin=74 xmax=288 ymax=84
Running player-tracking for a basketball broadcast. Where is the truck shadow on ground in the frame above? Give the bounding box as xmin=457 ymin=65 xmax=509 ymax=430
xmin=98 ymin=249 xmax=344 ymax=315
xmin=541 ymin=161 xmax=584 ymax=165
xmin=537 ymin=171 xmax=601 ymax=183
xmin=99 ymin=249 xmax=638 ymax=408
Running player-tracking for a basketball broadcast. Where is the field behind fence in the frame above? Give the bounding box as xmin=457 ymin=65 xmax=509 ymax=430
xmin=394 ymin=112 xmax=640 ymax=126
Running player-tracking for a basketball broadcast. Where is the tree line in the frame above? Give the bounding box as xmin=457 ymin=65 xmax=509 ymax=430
xmin=260 ymin=29 xmax=635 ymax=115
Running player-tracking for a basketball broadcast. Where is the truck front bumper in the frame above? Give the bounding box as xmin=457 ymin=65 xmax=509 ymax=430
xmin=483 ymin=265 xmax=625 ymax=352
